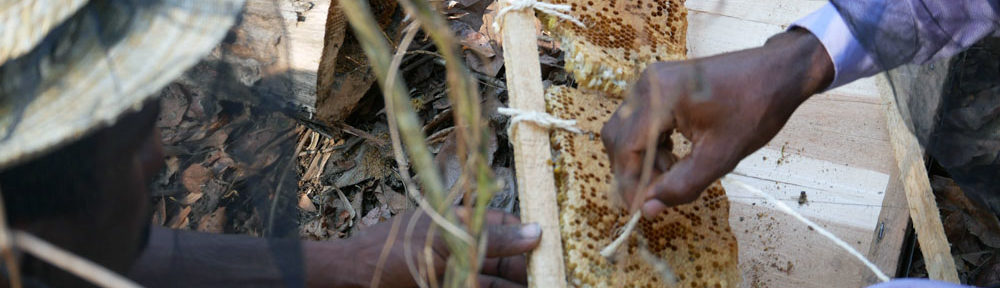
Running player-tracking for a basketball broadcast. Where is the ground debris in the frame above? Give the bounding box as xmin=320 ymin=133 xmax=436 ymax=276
xmin=906 ymin=175 xmax=1000 ymax=286
xmin=150 ymin=0 xmax=576 ymax=244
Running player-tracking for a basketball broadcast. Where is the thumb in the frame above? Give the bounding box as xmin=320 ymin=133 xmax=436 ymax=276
xmin=641 ymin=136 xmax=738 ymax=217
xmin=483 ymin=223 xmax=542 ymax=258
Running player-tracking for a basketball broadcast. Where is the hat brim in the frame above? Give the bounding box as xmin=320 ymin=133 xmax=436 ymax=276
xmin=0 ymin=0 xmax=245 ymax=170
xmin=0 ymin=0 xmax=91 ymax=64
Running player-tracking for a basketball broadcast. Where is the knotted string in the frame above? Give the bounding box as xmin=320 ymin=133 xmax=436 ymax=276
xmin=498 ymin=107 xmax=581 ymax=142
xmin=492 ymin=0 xmax=586 ymax=33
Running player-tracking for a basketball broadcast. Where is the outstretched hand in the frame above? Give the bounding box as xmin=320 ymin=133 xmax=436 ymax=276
xmin=601 ymin=29 xmax=834 ymax=217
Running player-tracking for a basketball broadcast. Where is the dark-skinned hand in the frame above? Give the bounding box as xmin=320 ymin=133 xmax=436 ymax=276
xmin=329 ymin=209 xmax=540 ymax=288
xmin=601 ymin=29 xmax=834 ymax=217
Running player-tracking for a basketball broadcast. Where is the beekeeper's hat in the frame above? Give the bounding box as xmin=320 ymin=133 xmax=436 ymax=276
xmin=0 ymin=0 xmax=245 ymax=169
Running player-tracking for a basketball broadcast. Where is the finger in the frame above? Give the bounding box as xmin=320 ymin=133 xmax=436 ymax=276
xmin=602 ymin=116 xmax=650 ymax=208
xmin=455 ymin=209 xmax=522 ymax=226
xmin=642 ymin=135 xmax=738 ymax=216
xmin=481 ymin=255 xmax=528 ymax=284
xmin=477 ymin=275 xmax=526 ymax=288
xmin=483 ymin=223 xmax=541 ymax=258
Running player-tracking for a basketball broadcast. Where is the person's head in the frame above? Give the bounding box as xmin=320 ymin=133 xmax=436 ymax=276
xmin=0 ymin=100 xmax=163 ymax=286
xmin=0 ymin=0 xmax=242 ymax=285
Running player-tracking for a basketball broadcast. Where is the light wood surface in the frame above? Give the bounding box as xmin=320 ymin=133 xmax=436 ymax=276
xmin=497 ymin=3 xmax=569 ymax=287
xmin=244 ymin=0 xmax=330 ymax=111
xmin=876 ymin=68 xmax=960 ymax=282
xmin=687 ymin=0 xmax=914 ymax=286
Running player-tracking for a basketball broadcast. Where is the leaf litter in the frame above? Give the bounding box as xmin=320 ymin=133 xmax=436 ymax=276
xmin=150 ymin=0 xmax=575 ymax=251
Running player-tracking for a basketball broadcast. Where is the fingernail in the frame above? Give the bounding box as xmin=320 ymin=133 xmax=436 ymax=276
xmin=519 ymin=223 xmax=541 ymax=239
xmin=642 ymin=201 xmax=666 ymax=220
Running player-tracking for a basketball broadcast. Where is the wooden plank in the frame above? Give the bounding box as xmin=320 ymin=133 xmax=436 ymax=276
xmin=876 ymin=71 xmax=960 ymax=282
xmin=686 ymin=0 xmax=913 ymax=286
xmin=686 ymin=0 xmax=825 ymax=27
xmin=497 ymin=3 xmax=568 ymax=287
xmin=275 ymin=0 xmax=330 ymax=111
xmin=235 ymin=0 xmax=330 ymax=112
xmin=866 ymin=162 xmax=911 ymax=283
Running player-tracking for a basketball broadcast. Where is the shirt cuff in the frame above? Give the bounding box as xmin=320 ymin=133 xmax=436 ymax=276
xmin=790 ymin=3 xmax=880 ymax=90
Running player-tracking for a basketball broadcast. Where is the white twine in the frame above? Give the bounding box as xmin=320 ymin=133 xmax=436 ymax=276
xmin=498 ymin=107 xmax=581 ymax=141
xmin=600 ymin=211 xmax=641 ymax=258
xmin=492 ymin=0 xmax=586 ymax=33
xmin=722 ymin=175 xmax=891 ymax=282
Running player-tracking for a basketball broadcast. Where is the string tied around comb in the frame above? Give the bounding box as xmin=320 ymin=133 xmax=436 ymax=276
xmin=492 ymin=0 xmax=586 ymax=33
xmin=497 ymin=107 xmax=581 ymax=142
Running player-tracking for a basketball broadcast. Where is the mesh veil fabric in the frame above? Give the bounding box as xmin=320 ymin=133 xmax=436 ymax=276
xmin=830 ymin=0 xmax=1000 ymax=212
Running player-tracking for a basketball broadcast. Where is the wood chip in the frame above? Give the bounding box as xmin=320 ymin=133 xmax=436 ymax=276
xmin=168 ymin=206 xmax=193 ymax=229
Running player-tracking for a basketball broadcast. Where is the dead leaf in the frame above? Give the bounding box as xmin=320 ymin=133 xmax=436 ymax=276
xmin=164 ymin=157 xmax=181 ymax=179
xmin=197 ymin=207 xmax=227 ymax=233
xmin=335 ymin=210 xmax=353 ymax=231
xmin=180 ymin=192 xmax=204 ymax=205
xmin=152 ymin=199 xmax=167 ymax=226
xmin=169 ymin=206 xmax=193 ymax=229
xmin=489 ymin=167 xmax=518 ymax=212
xmin=329 ymin=141 xmax=392 ymax=188
xmin=209 ymin=151 xmax=236 ymax=175
xmin=360 ymin=204 xmax=392 ymax=228
xmin=453 ymin=20 xmax=503 ymax=76
xmin=933 ymin=176 xmax=1000 ymax=248
xmin=299 ymin=193 xmax=317 ymax=213
xmin=182 ymin=165 xmax=212 ymax=195
xmin=375 ymin=183 xmax=411 ymax=214
xmin=434 ymin=128 xmax=498 ymax=193
xmin=435 ymin=133 xmax=463 ymax=192
xmin=158 ymin=84 xmax=190 ymax=127
xmin=199 ymin=129 xmax=230 ymax=149
xmin=351 ymin=188 xmax=364 ymax=226
xmin=974 ymin=253 xmax=1000 ymax=286
xmin=301 ymin=217 xmax=331 ymax=240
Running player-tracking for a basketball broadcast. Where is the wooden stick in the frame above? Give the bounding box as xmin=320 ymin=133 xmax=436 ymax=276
xmin=12 ymin=231 xmax=141 ymax=288
xmin=877 ymin=75 xmax=959 ymax=282
xmin=498 ymin=2 xmax=568 ymax=287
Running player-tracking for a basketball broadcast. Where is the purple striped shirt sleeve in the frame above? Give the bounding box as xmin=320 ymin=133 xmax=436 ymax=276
xmin=791 ymin=0 xmax=1000 ymax=90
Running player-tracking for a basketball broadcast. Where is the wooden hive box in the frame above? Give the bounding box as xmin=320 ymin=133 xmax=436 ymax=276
xmin=687 ymin=0 xmax=925 ymax=286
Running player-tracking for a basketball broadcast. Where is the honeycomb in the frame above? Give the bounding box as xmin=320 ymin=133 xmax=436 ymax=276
xmin=542 ymin=0 xmax=687 ymax=95
xmin=547 ymin=85 xmax=741 ymax=287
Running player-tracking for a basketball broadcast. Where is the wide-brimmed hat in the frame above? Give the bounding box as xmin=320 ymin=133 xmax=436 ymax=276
xmin=0 ymin=0 xmax=246 ymax=170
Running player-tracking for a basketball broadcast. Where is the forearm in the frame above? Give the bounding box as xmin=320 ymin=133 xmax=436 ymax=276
xmin=686 ymin=29 xmax=834 ymax=136
xmin=129 ymin=226 xmax=360 ymax=288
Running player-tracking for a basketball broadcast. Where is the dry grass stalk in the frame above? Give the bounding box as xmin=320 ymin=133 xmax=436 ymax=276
xmin=339 ymin=1 xmax=495 ymax=287
xmin=0 ymin=189 xmax=21 ymax=288
xmin=395 ymin=1 xmax=496 ymax=286
xmin=12 ymin=231 xmax=142 ymax=288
